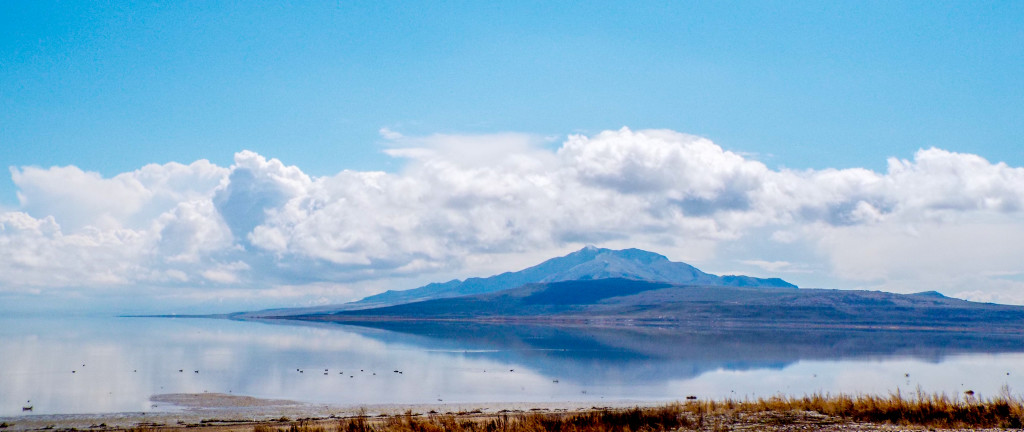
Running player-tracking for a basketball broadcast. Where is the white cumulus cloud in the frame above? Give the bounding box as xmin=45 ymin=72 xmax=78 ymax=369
xmin=3 ymin=128 xmax=1024 ymax=309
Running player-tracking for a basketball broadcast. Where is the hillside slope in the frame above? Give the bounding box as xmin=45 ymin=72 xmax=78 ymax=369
xmin=353 ymin=246 xmax=795 ymax=307
xmin=289 ymin=278 xmax=1024 ymax=332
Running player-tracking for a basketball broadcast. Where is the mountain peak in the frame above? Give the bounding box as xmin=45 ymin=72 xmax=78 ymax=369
xmin=567 ymin=246 xmax=670 ymax=264
xmin=354 ymin=246 xmax=796 ymax=307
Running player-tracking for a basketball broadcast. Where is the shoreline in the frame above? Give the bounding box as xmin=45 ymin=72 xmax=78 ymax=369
xmin=0 ymin=395 xmax=664 ymax=431
xmin=3 ymin=391 xmax=1023 ymax=432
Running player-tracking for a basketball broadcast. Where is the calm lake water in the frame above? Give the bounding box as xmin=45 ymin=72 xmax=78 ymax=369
xmin=3 ymin=315 xmax=1024 ymax=416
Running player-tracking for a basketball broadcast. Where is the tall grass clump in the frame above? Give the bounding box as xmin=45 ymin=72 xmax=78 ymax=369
xmin=254 ymin=421 xmax=327 ymax=432
xmin=334 ymin=405 xmax=689 ymax=432
xmin=684 ymin=387 xmax=1024 ymax=429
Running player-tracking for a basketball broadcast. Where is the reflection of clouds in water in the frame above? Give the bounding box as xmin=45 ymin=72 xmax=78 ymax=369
xmin=198 ymin=347 xmax=237 ymax=371
xmin=160 ymin=321 xmax=392 ymax=354
xmin=4 ymin=316 xmax=1024 ymax=416
xmin=222 ymin=347 xmax=586 ymax=405
xmin=3 ymin=332 xmax=163 ymax=415
xmin=391 ymin=353 xmax=565 ymax=403
xmin=667 ymin=354 xmax=1024 ymax=400
xmin=0 ymin=317 xmax=596 ymax=414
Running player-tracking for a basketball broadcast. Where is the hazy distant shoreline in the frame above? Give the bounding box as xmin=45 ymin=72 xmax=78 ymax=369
xmin=263 ymin=313 xmax=1024 ymax=334
xmin=131 ymin=312 xmax=1024 ymax=335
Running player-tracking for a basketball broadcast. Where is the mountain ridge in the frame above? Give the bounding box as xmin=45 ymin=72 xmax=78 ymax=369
xmin=286 ymin=278 xmax=1024 ymax=333
xmin=353 ymin=246 xmax=795 ymax=307
xmin=242 ymin=246 xmax=1024 ymax=333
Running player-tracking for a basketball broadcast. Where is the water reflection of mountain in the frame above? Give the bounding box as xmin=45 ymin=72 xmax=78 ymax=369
xmin=314 ymin=320 xmax=1024 ymax=384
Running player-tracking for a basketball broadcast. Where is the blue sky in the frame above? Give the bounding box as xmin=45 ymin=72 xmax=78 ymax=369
xmin=2 ymin=1 xmax=1024 ymax=313
xmin=4 ymin=1 xmax=1022 ymax=189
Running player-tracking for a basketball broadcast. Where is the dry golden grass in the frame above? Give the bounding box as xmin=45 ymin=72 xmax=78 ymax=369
xmin=116 ymin=390 xmax=1024 ymax=432
xmin=722 ymin=387 xmax=1024 ymax=429
xmin=328 ymin=390 xmax=1023 ymax=432
xmin=332 ymin=406 xmax=690 ymax=432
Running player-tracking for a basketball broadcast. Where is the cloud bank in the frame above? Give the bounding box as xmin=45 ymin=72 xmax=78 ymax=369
xmin=4 ymin=127 xmax=1024 ymax=310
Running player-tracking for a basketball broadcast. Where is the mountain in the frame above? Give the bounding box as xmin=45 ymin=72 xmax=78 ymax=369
xmin=244 ymin=246 xmax=1024 ymax=332
xmin=289 ymin=278 xmax=1024 ymax=332
xmin=352 ymin=246 xmax=795 ymax=308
